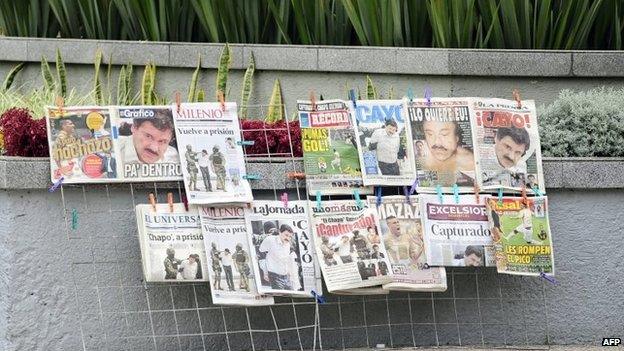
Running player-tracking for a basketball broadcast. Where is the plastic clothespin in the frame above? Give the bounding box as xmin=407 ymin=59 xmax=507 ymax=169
xmin=48 ymin=177 xmax=64 ymax=192
xmin=311 ymin=289 xmax=326 ymax=304
xmin=532 ymin=186 xmax=543 ymax=197
xmin=236 ymin=140 xmax=255 ymax=146
xmin=498 ymin=188 xmax=503 ymax=205
xmin=521 ymin=185 xmax=528 ymax=206
xmin=167 ymin=192 xmax=174 ymax=213
xmin=409 ymin=178 xmax=419 ymax=196
xmin=310 ymin=91 xmax=317 ymax=111
xmin=281 ymin=192 xmax=289 ymax=208
xmin=452 ymin=184 xmax=459 ymax=204
xmin=349 ymin=89 xmax=357 ymax=108
xmin=174 ymin=91 xmax=181 ymax=114
xmin=375 ymin=186 xmax=382 ymax=207
xmin=353 ymin=189 xmax=362 ymax=209
xmin=217 ymin=90 xmax=226 ymax=111
xmin=181 ymin=193 xmax=189 ymax=211
xmin=148 ymin=193 xmax=156 ymax=212
xmin=403 ymin=186 xmax=411 ymax=204
xmin=424 ymin=86 xmax=432 ymax=107
xmin=71 ymin=208 xmax=78 ymax=230
xmin=512 ymin=89 xmax=522 ymax=109
xmin=407 ymin=87 xmax=414 ymax=102
xmin=315 ymin=191 xmax=322 ymax=211
xmin=539 ymin=271 xmax=557 ymax=285
xmin=55 ymin=95 xmax=65 ymax=115
xmin=286 ymin=172 xmax=306 ymax=180
xmin=473 ymin=183 xmax=480 ymax=204
xmin=242 ymin=174 xmax=261 ymax=180
xmin=436 ymin=185 xmax=443 ymax=204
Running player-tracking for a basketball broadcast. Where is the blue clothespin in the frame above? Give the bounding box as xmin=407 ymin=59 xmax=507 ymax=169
xmin=316 ymin=191 xmax=322 ymax=211
xmin=532 ymin=186 xmax=544 ymax=197
xmin=409 ymin=178 xmax=419 ymax=196
xmin=48 ymin=177 xmax=64 ymax=192
xmin=424 ymin=86 xmax=432 ymax=107
xmin=452 ymin=184 xmax=459 ymax=204
xmin=349 ymin=89 xmax=357 ymax=107
xmin=71 ymin=208 xmax=78 ymax=230
xmin=498 ymin=188 xmax=503 ymax=204
xmin=242 ymin=174 xmax=261 ymax=180
xmin=403 ymin=186 xmax=411 ymax=204
xmin=375 ymin=186 xmax=382 ymax=207
xmin=281 ymin=192 xmax=288 ymax=208
xmin=436 ymin=185 xmax=443 ymax=204
xmin=407 ymin=87 xmax=414 ymax=102
xmin=540 ymin=272 xmax=557 ymax=285
xmin=236 ymin=140 xmax=255 ymax=146
xmin=311 ymin=289 xmax=326 ymax=304
xmin=353 ymin=189 xmax=362 ymax=209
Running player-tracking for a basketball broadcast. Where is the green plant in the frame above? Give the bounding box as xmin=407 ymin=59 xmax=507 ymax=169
xmin=116 ymin=63 xmax=134 ymax=105
xmin=140 ymin=62 xmax=160 ymax=105
xmin=365 ymin=75 xmax=377 ymax=99
xmin=539 ymin=87 xmax=624 ymax=157
xmin=265 ymin=79 xmax=284 ymax=123
xmin=187 ymin=55 xmax=202 ymax=102
xmin=93 ymin=49 xmax=103 ymax=105
xmin=239 ymin=53 xmax=255 ymax=119
xmin=2 ymin=63 xmax=25 ymax=92
xmin=216 ymin=43 xmax=231 ymax=100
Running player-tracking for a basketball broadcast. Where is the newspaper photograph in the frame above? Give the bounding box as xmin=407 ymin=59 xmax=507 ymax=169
xmin=135 ymin=203 xmax=208 ymax=282
xmin=351 ymin=100 xmax=416 ymax=186
xmin=404 ymin=98 xmax=478 ymax=191
xmin=110 ymin=106 xmax=182 ymax=181
xmin=298 ymin=99 xmax=371 ymax=195
xmin=245 ymin=200 xmax=321 ymax=297
xmin=419 ymin=194 xmax=495 ymax=267
xmin=46 ymin=106 xmax=116 ymax=183
xmin=485 ymin=196 xmax=554 ymax=276
xmin=368 ymin=195 xmax=447 ymax=292
xmin=472 ymin=98 xmax=545 ymax=193
xmin=199 ymin=205 xmax=274 ymax=306
xmin=310 ymin=200 xmax=392 ymax=292
xmin=172 ymin=102 xmax=253 ymax=205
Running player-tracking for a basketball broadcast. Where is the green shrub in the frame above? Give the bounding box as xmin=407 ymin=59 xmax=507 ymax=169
xmin=539 ymin=87 xmax=624 ymax=157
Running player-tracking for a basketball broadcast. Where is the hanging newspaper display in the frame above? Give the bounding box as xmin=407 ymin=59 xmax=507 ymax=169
xmin=172 ymin=102 xmax=253 ymax=205
xmin=245 ymin=200 xmax=321 ymax=297
xmin=472 ymin=98 xmax=544 ymax=193
xmin=199 ymin=205 xmax=274 ymax=305
xmin=419 ymin=194 xmax=495 ymax=267
xmin=404 ymin=98 xmax=478 ymax=191
xmin=351 ymin=100 xmax=416 ymax=186
xmin=485 ymin=196 xmax=554 ymax=276
xmin=368 ymin=195 xmax=447 ymax=291
xmin=298 ymin=99 xmax=371 ymax=195
xmin=135 ymin=203 xmax=208 ymax=282
xmin=310 ymin=200 xmax=392 ymax=292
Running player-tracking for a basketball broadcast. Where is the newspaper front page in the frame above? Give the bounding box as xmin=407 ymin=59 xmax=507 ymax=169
xmin=404 ymin=98 xmax=478 ymax=191
xmin=245 ymin=200 xmax=321 ymax=297
xmin=351 ymin=100 xmax=416 ymax=186
xmin=199 ymin=205 xmax=274 ymax=306
xmin=472 ymin=98 xmax=545 ymax=193
xmin=172 ymin=102 xmax=253 ymax=205
xmin=46 ymin=106 xmax=117 ymax=183
xmin=111 ymin=106 xmax=183 ymax=181
xmin=333 ymin=287 xmax=389 ymax=295
xmin=368 ymin=196 xmax=447 ymax=292
xmin=420 ymin=194 xmax=495 ymax=267
xmin=298 ymin=99 xmax=371 ymax=195
xmin=135 ymin=203 xmax=208 ymax=282
xmin=485 ymin=196 xmax=554 ymax=276
xmin=310 ymin=200 xmax=392 ymax=292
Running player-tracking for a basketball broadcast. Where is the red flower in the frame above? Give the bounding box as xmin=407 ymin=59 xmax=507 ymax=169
xmin=0 ymin=108 xmax=49 ymax=157
xmin=240 ymin=119 xmax=302 ymax=157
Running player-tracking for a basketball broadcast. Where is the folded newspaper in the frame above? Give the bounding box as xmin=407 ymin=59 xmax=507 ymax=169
xmin=485 ymin=196 xmax=554 ymax=276
xmin=245 ymin=200 xmax=322 ymax=297
xmin=172 ymin=102 xmax=253 ymax=205
xmin=135 ymin=203 xmax=208 ymax=282
xmin=310 ymin=200 xmax=392 ymax=292
xmin=368 ymin=195 xmax=447 ymax=291
xmin=351 ymin=100 xmax=416 ymax=186
xmin=298 ymin=99 xmax=371 ymax=195
xmin=199 ymin=205 xmax=274 ymax=305
xmin=419 ymin=194 xmax=495 ymax=267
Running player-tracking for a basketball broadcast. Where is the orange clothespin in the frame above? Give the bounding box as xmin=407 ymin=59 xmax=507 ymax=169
xmin=181 ymin=193 xmax=189 ymax=211
xmin=473 ymin=182 xmax=480 ymax=204
xmin=167 ymin=192 xmax=174 ymax=213
xmin=521 ymin=184 xmax=528 ymax=206
xmin=217 ymin=90 xmax=226 ymax=111
xmin=174 ymin=91 xmax=181 ymax=114
xmin=148 ymin=193 xmax=156 ymax=212
xmin=286 ymin=171 xmax=306 ymax=180
xmin=512 ymin=89 xmax=522 ymax=109
xmin=55 ymin=95 xmax=65 ymax=116
xmin=310 ymin=91 xmax=317 ymax=111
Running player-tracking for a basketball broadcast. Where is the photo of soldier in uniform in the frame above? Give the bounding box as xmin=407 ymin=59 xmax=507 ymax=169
xmin=208 ymin=242 xmax=252 ymax=292
xmin=161 ymin=248 xmax=204 ymax=280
